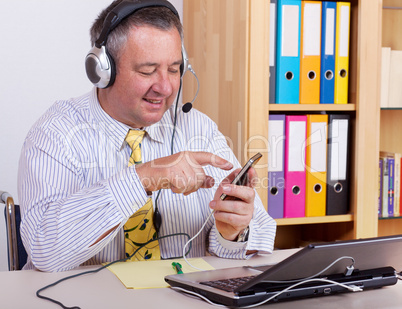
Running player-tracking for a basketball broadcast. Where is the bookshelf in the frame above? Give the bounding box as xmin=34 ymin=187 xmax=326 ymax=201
xmin=183 ymin=0 xmax=382 ymax=248
xmin=378 ymin=0 xmax=402 ymax=236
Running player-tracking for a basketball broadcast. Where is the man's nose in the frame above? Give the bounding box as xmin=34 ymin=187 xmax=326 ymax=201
xmin=152 ymin=71 xmax=174 ymax=96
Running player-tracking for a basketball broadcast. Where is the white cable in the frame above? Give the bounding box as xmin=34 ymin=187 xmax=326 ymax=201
xmin=171 ymin=278 xmax=363 ymax=308
xmin=239 ymin=278 xmax=363 ymax=308
xmin=182 ymin=210 xmax=215 ymax=271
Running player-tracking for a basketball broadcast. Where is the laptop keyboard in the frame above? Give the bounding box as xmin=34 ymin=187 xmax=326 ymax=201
xmin=200 ymin=275 xmax=257 ymax=292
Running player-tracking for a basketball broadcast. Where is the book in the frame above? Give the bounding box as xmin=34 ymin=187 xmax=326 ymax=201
xmin=381 ymin=157 xmax=389 ymax=218
xmin=379 ymin=158 xmax=383 ymax=216
xmin=394 ymin=153 xmax=401 ymax=217
xmin=388 ymin=157 xmax=395 ymax=217
xmin=380 ymin=151 xmax=397 ymax=217
xmin=379 ymin=151 xmax=401 ymax=217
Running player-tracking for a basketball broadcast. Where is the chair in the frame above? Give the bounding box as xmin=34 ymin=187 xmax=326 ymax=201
xmin=1 ymin=191 xmax=27 ymax=271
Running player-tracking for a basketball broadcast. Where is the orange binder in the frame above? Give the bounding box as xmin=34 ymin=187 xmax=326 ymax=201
xmin=305 ymin=114 xmax=328 ymax=216
xmin=300 ymin=1 xmax=322 ymax=104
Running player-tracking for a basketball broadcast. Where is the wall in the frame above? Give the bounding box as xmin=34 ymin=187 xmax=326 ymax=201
xmin=0 ymin=0 xmax=183 ymax=271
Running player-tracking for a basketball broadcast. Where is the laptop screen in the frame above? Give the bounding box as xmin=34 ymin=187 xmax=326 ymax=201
xmin=238 ymin=234 xmax=402 ymax=291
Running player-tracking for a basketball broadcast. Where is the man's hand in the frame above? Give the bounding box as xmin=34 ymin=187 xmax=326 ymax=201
xmin=136 ymin=151 xmax=233 ymax=195
xmin=209 ymin=167 xmax=257 ymax=241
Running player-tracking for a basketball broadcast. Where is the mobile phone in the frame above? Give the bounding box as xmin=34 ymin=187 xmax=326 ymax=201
xmin=220 ymin=153 xmax=263 ymax=200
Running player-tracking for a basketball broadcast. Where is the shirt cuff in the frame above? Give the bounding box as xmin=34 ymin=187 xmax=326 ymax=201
xmin=214 ymin=220 xmax=259 ymax=259
xmin=214 ymin=225 xmax=248 ymax=252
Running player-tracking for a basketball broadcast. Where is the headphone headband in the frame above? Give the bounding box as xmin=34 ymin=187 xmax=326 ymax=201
xmin=95 ymin=0 xmax=180 ymax=48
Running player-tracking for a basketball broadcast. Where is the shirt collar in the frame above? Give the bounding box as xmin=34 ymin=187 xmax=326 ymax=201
xmin=144 ymin=118 xmax=168 ymax=144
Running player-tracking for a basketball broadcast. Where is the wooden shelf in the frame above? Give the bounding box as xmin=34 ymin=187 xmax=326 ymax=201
xmin=276 ymin=215 xmax=353 ymax=226
xmin=379 ymin=1 xmax=402 ymax=238
xmin=379 ymin=216 xmax=402 ymax=220
xmin=184 ymin=0 xmax=381 ymax=248
xmin=269 ymin=104 xmax=356 ymax=112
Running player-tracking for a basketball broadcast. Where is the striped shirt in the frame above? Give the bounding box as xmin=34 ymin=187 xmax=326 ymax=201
xmin=18 ymin=88 xmax=276 ymax=272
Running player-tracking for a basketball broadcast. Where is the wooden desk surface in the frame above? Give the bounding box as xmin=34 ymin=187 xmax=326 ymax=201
xmin=1 ymin=249 xmax=401 ymax=309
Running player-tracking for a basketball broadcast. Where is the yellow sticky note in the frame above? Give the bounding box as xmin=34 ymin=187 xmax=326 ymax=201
xmin=106 ymin=258 xmax=215 ymax=289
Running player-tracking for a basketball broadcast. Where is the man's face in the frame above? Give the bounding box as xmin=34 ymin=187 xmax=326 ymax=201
xmin=98 ymin=25 xmax=183 ymax=128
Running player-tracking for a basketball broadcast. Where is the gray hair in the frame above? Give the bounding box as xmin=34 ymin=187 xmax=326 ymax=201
xmin=90 ymin=0 xmax=183 ymax=63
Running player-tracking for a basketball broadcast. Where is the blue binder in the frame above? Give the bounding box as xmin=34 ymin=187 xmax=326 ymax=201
xmin=276 ymin=0 xmax=301 ymax=104
xmin=269 ymin=0 xmax=278 ymax=104
xmin=320 ymin=1 xmax=336 ymax=104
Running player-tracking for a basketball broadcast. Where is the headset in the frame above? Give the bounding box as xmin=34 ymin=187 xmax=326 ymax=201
xmin=85 ymin=0 xmax=199 ymax=112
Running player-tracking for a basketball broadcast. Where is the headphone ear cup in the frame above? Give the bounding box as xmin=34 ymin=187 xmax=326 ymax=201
xmin=181 ymin=43 xmax=189 ymax=77
xmin=180 ymin=62 xmax=184 ymax=77
xmin=85 ymin=46 xmax=115 ymax=88
xmin=105 ymin=49 xmax=116 ymax=88
xmin=85 ymin=55 xmax=102 ymax=85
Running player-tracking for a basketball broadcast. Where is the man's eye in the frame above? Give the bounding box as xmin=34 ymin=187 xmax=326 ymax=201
xmin=140 ymin=71 xmax=153 ymax=76
xmin=169 ymin=65 xmax=182 ymax=74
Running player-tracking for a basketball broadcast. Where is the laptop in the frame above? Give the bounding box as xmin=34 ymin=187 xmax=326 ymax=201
xmin=165 ymin=235 xmax=402 ymax=307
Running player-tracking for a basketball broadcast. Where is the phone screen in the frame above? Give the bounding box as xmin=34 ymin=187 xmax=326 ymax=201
xmin=220 ymin=153 xmax=262 ymax=200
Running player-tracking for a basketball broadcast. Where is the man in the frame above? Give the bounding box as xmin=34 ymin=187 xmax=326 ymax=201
xmin=18 ymin=0 xmax=276 ymax=272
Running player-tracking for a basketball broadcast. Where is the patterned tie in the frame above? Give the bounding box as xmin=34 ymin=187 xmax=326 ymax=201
xmin=124 ymin=130 xmax=161 ymax=261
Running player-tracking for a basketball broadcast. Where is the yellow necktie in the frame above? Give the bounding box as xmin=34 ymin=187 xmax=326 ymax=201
xmin=124 ymin=130 xmax=161 ymax=261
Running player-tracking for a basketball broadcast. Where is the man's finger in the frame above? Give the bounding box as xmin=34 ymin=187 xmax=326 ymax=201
xmin=190 ymin=152 xmax=233 ymax=170
xmin=221 ymin=184 xmax=255 ymax=203
xmin=247 ymin=167 xmax=258 ymax=188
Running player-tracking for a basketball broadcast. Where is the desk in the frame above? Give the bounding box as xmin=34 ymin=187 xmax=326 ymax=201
xmin=1 ymin=249 xmax=401 ymax=309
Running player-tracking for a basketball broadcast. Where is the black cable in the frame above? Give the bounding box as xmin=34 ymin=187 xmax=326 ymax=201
xmin=171 ymin=79 xmax=182 ymax=155
xmin=36 ymin=232 xmax=192 ymax=309
xmin=153 ymin=79 xmax=181 ymax=232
